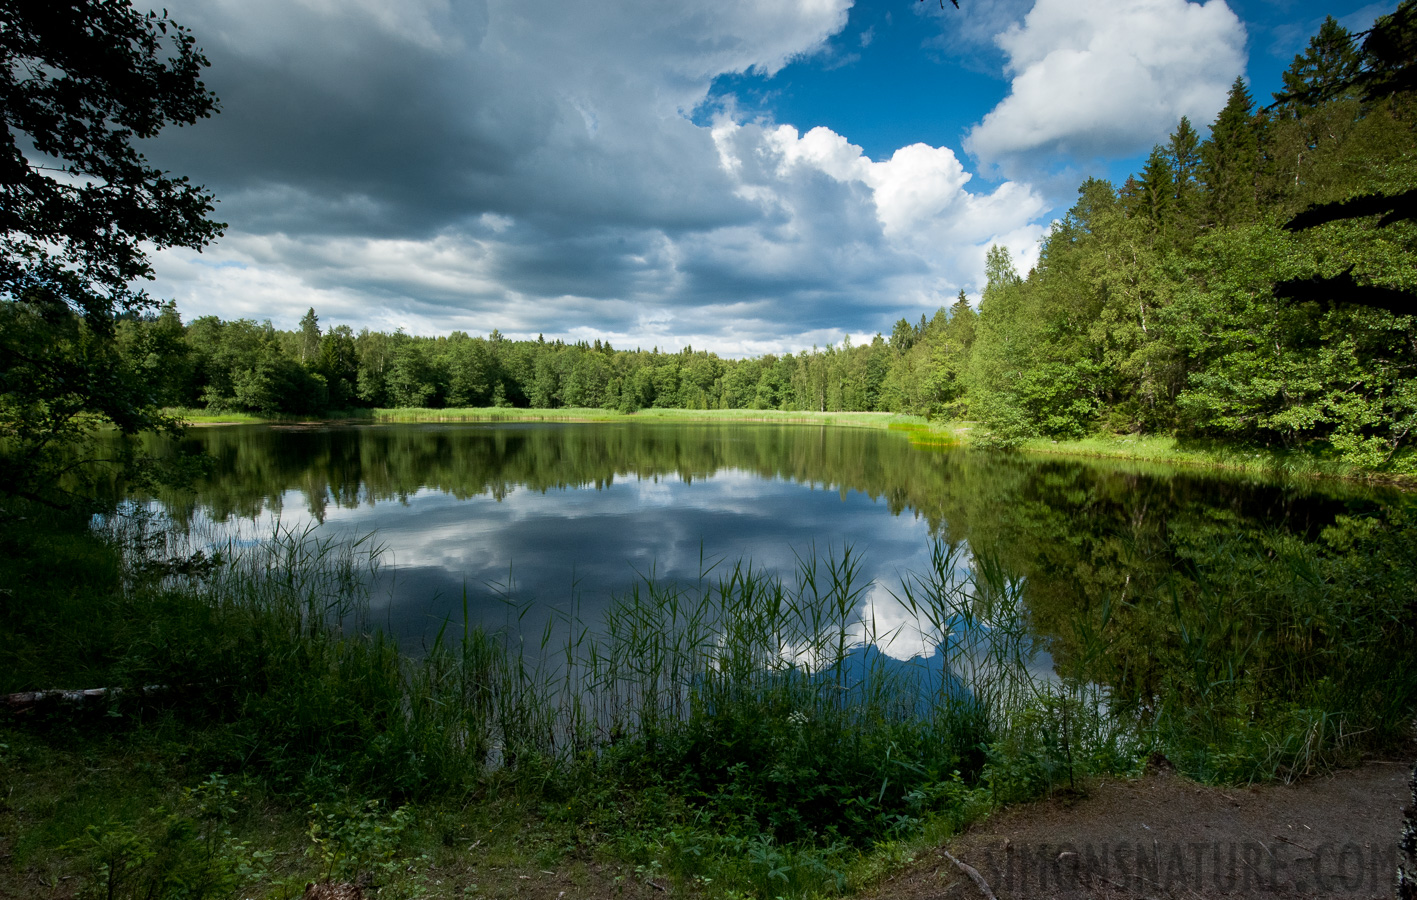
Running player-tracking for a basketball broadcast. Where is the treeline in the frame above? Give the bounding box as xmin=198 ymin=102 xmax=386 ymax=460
xmin=118 ymin=306 xmax=908 ymax=416
xmin=116 ymin=12 xmax=1417 ymax=468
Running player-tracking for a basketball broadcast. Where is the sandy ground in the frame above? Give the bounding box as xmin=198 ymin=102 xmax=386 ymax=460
xmin=864 ymin=760 xmax=1413 ymax=900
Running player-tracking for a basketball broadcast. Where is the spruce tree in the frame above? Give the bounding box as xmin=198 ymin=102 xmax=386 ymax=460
xmin=1134 ymin=145 xmax=1175 ymax=232
xmin=1167 ymin=117 xmax=1203 ymax=238
xmin=944 ymin=290 xmax=976 ymax=352
xmin=1168 ymin=117 xmax=1202 ymax=182
xmin=1273 ymin=16 xmax=1361 ymax=113
xmin=299 ymin=307 xmax=321 ymax=364
xmin=1201 ymin=78 xmax=1261 ymax=227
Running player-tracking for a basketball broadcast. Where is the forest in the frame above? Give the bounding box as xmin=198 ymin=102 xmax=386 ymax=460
xmin=110 ymin=14 xmax=1417 ymax=471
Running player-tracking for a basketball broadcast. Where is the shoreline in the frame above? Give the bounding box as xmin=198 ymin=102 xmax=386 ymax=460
xmin=169 ymin=407 xmax=1417 ymax=490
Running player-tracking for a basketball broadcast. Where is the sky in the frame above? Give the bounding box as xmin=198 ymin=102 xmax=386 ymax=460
xmin=141 ymin=0 xmax=1393 ymax=357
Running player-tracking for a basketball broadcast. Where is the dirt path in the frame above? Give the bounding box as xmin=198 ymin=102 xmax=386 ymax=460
xmin=865 ymin=760 xmax=1412 ymax=900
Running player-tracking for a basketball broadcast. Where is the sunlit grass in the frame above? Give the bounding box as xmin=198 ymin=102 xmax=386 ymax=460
xmin=1016 ymin=432 xmax=1403 ymax=483
xmin=164 ymin=406 xmax=271 ymax=424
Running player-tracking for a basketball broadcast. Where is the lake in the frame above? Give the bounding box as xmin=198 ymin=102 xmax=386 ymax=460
xmin=137 ymin=421 xmax=1408 ymax=671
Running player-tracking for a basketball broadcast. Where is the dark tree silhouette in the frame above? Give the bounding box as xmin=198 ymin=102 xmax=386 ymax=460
xmin=1 ymin=0 xmax=223 ymax=504
xmin=1281 ymin=188 xmax=1417 ymax=231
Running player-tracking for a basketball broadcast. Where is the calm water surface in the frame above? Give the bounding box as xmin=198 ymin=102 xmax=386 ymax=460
xmin=144 ymin=422 xmax=1405 ymax=658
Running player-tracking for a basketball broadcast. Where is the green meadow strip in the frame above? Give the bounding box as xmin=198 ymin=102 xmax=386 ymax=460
xmin=1016 ymin=432 xmax=1417 ymax=486
xmin=366 ymin=406 xmax=932 ymax=430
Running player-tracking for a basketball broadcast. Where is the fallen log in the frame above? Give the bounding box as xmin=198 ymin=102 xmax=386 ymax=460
xmin=3 ymin=685 xmax=167 ymax=712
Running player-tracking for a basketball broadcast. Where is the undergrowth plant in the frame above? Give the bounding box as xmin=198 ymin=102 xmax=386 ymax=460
xmin=64 ymin=775 xmax=273 ymax=900
xmin=305 ymin=799 xmax=414 ymax=884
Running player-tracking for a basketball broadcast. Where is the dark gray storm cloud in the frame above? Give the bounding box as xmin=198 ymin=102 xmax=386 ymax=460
xmin=145 ymin=0 xmax=1051 ymax=353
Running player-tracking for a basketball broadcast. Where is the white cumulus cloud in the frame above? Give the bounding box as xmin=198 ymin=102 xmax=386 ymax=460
xmin=965 ymin=0 xmax=1246 ymax=172
xmin=734 ymin=122 xmax=1048 ymax=282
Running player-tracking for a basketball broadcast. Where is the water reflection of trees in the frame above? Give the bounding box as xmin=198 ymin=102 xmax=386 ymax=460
xmin=146 ymin=422 xmax=1397 ymax=580
xmin=147 ymin=424 xmax=967 ymax=526
xmin=137 ymin=423 xmax=1415 ymax=760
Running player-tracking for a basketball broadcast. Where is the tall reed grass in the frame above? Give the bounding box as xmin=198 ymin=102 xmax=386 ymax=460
xmin=79 ymin=511 xmax=1127 ymax=810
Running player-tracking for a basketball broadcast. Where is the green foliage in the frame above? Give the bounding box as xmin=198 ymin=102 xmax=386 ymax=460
xmin=1170 ymin=223 xmax=1417 ymax=467
xmin=1274 ymin=16 xmax=1364 ymax=112
xmin=136 ymin=315 xmax=921 ymax=423
xmin=64 ymin=775 xmax=272 ymax=900
xmin=1202 ymin=77 xmax=1262 ymax=227
xmin=0 ymin=300 xmax=186 ymax=504
xmin=638 ymin=697 xmax=975 ymax=846
xmin=306 ymin=799 xmax=414 ymax=883
xmin=943 ymin=20 xmax=1417 ymax=462
xmin=0 ymin=0 xmax=222 ymax=506
xmin=1132 ymin=145 xmax=1175 ymax=229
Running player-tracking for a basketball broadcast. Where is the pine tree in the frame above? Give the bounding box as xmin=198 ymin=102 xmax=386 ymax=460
xmin=1201 ymin=78 xmax=1261 ymax=227
xmin=944 ymin=290 xmax=976 ymax=352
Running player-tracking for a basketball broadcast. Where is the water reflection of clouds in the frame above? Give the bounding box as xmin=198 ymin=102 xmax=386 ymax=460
xmin=175 ymin=465 xmax=958 ymax=659
xmin=850 ymin=581 xmax=929 ymax=659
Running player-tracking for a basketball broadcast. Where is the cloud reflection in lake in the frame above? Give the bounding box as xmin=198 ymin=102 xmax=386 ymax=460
xmin=172 ymin=456 xmax=951 ymax=659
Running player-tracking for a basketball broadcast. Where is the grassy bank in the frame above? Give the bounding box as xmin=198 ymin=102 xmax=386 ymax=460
xmin=168 ymin=406 xmax=933 ymax=429
xmin=1014 ymin=432 xmax=1417 ymax=484
xmin=366 ymin=407 xmax=932 ymax=431
xmin=0 ymin=511 xmax=1016 ymax=898
xmin=172 ymin=409 xmax=273 ymax=425
xmin=3 ymin=498 xmax=1414 ymax=898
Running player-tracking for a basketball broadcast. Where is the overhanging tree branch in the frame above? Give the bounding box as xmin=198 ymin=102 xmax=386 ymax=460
xmin=1 ymin=0 xmax=223 ymax=506
xmin=1273 ymin=268 xmax=1416 ymax=318
xmin=1282 ymin=188 xmax=1417 ymax=231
